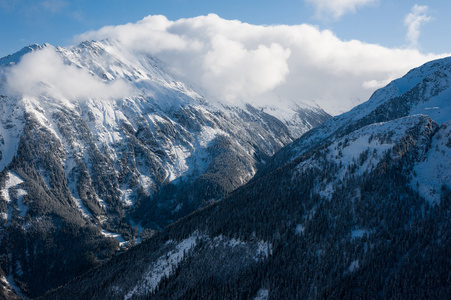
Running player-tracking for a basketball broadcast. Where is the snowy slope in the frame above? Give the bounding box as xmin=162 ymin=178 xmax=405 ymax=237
xmin=263 ymin=56 xmax=451 ymax=173
xmin=411 ymin=121 xmax=451 ymax=203
xmin=0 ymin=93 xmax=27 ymax=173
xmin=295 ymin=115 xmax=439 ymax=200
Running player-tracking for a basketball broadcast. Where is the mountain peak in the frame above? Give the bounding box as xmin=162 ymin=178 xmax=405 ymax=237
xmin=0 ymin=44 xmax=48 ymax=67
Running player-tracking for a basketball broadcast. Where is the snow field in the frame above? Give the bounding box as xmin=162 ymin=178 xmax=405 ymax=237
xmin=0 ymin=172 xmax=28 ymax=221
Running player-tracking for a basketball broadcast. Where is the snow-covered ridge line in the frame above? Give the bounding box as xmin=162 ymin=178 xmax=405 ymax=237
xmin=268 ymin=56 xmax=451 ymax=171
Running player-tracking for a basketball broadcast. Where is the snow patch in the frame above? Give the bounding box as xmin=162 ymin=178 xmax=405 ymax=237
xmin=295 ymin=224 xmax=305 ymax=235
xmin=67 ymin=180 xmax=93 ymax=219
xmin=351 ymin=229 xmax=370 ymax=240
xmin=97 ymin=197 xmax=108 ymax=210
xmin=348 ymin=259 xmax=360 ymax=272
xmin=3 ymin=275 xmax=24 ymax=298
xmin=1 ymin=172 xmax=24 ymax=203
xmin=16 ymin=189 xmax=28 ymax=218
xmin=101 ymin=229 xmax=127 ymax=247
xmin=1 ymin=172 xmax=28 ymax=220
xmin=198 ymin=125 xmax=224 ymax=148
xmin=73 ymin=197 xmax=93 ymax=219
xmin=138 ymin=174 xmax=154 ymax=194
xmin=85 ymin=98 xmax=124 ymax=148
xmin=120 ymin=188 xmax=134 ymax=206
xmin=254 ymin=288 xmax=269 ymax=300
xmin=256 ymin=240 xmax=272 ymax=259
xmin=130 ymin=220 xmax=145 ymax=245
xmin=166 ymin=145 xmax=190 ymax=181
xmin=124 ymin=232 xmax=201 ymax=299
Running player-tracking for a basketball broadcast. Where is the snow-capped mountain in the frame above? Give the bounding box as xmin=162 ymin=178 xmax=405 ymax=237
xmin=259 ymin=56 xmax=451 ymax=177
xmin=46 ymin=57 xmax=450 ymax=299
xmin=0 ymin=40 xmax=329 ymax=298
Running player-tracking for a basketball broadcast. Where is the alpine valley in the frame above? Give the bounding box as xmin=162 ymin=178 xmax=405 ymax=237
xmin=0 ymin=40 xmax=331 ymax=298
xmin=43 ymin=55 xmax=450 ymax=299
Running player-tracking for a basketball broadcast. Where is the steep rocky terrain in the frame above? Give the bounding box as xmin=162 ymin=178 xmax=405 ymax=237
xmin=45 ymin=57 xmax=450 ymax=299
xmin=0 ymin=41 xmax=330 ymax=298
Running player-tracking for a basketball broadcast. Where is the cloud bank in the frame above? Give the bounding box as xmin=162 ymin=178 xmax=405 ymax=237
xmin=75 ymin=14 xmax=449 ymax=114
xmin=5 ymin=46 xmax=134 ymax=100
xmin=304 ymin=0 xmax=377 ymax=20
xmin=404 ymin=4 xmax=432 ymax=48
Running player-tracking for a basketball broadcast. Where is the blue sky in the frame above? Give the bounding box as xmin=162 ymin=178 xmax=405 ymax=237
xmin=1 ymin=0 xmax=450 ymax=114
xmin=1 ymin=0 xmax=450 ymax=58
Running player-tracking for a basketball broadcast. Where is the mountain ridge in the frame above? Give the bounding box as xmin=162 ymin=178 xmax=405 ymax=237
xmin=256 ymin=55 xmax=451 ymax=180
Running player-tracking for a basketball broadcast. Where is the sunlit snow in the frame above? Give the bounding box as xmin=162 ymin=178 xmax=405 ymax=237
xmin=101 ymin=229 xmax=127 ymax=247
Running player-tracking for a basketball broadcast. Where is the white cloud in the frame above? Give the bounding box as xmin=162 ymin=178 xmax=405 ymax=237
xmin=75 ymin=14 xmax=450 ymax=114
xmin=304 ymin=0 xmax=377 ymax=20
xmin=79 ymin=15 xmax=193 ymax=54
xmin=71 ymin=15 xmax=451 ymax=113
xmin=404 ymin=4 xmax=432 ymax=48
xmin=76 ymin=14 xmax=293 ymax=105
xmin=201 ymin=36 xmax=291 ymax=101
xmin=5 ymin=46 xmax=134 ymax=100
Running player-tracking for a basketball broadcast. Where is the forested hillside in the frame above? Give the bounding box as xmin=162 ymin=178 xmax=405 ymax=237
xmin=45 ymin=57 xmax=451 ymax=299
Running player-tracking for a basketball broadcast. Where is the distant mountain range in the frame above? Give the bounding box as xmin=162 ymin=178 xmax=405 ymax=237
xmin=0 ymin=40 xmax=330 ymax=298
xmin=44 ymin=55 xmax=450 ymax=299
